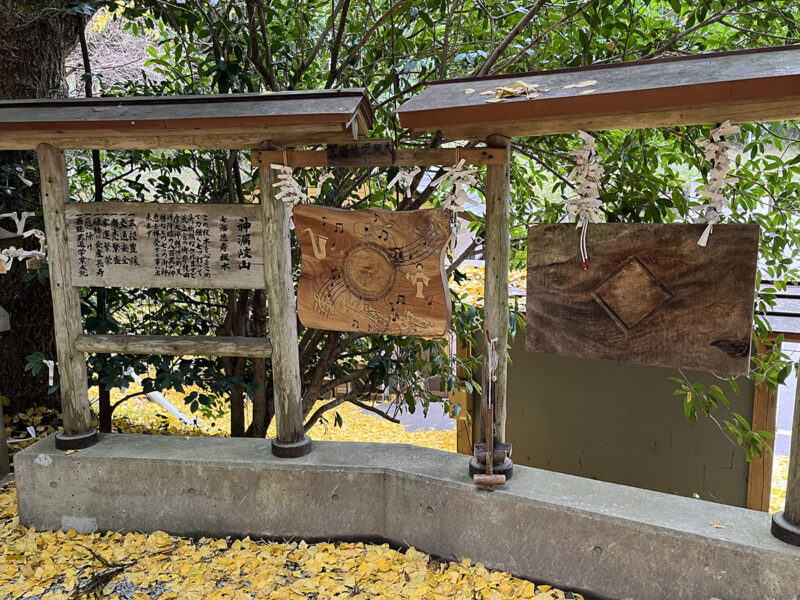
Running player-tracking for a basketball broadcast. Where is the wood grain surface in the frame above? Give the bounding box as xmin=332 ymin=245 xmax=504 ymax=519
xmin=526 ymin=223 xmax=759 ymax=375
xmin=295 ymin=205 xmax=451 ymax=337
xmin=38 ymin=144 xmax=93 ymax=435
xmin=397 ymin=45 xmax=800 ymax=139
xmin=74 ymin=334 xmax=273 ymax=358
xmin=65 ymin=202 xmax=265 ymax=289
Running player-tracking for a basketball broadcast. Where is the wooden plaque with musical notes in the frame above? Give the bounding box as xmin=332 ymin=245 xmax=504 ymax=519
xmin=294 ymin=205 xmax=451 ymax=337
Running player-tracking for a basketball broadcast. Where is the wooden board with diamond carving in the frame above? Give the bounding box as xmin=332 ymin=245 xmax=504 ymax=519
xmin=295 ymin=205 xmax=451 ymax=337
xmin=526 ymin=223 xmax=759 ymax=375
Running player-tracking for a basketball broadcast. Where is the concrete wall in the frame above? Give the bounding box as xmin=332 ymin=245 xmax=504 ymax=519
xmin=15 ymin=435 xmax=800 ymax=600
xmin=503 ymin=334 xmax=756 ymax=507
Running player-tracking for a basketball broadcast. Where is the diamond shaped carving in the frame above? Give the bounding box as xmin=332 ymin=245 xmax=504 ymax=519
xmin=591 ymin=257 xmax=673 ymax=332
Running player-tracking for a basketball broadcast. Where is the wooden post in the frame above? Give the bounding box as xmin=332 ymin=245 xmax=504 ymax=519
xmin=37 ymin=144 xmax=97 ymax=449
xmin=0 ymin=308 xmax=9 ymax=475
xmin=259 ymin=153 xmax=311 ymax=457
xmin=483 ymin=134 xmax=511 ymax=443
xmin=772 ymin=362 xmax=800 ymax=545
xmin=747 ymin=344 xmax=778 ymax=510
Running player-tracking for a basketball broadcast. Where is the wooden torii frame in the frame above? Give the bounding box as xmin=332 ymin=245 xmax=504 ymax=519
xmin=397 ymin=44 xmax=800 ymax=540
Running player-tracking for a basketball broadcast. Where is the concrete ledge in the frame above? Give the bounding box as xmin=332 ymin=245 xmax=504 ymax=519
xmin=15 ymin=434 xmax=800 ymax=600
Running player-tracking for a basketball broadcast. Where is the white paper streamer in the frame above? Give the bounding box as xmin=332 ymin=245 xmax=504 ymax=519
xmin=271 ymin=164 xmax=308 ymax=230
xmin=565 ymin=130 xmax=604 ymax=268
xmin=696 ymin=120 xmax=740 ymax=247
xmin=0 ymin=215 xmax=47 ymax=274
xmin=0 ymin=211 xmax=35 ymax=235
xmin=387 ymin=167 xmax=421 ymax=198
xmin=42 ymin=360 xmax=55 ymax=387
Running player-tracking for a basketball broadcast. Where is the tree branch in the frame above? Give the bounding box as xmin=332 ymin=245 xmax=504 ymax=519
xmin=476 ymin=0 xmax=547 ymax=76
xmin=495 ymin=0 xmax=600 ymax=73
xmin=325 ymin=0 xmax=352 ymax=88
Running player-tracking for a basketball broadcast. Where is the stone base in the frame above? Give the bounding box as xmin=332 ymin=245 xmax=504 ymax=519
xmin=469 ymin=456 xmax=513 ymax=480
xmin=271 ymin=435 xmax=312 ymax=458
xmin=772 ymin=510 xmax=800 ymax=546
xmin=14 ymin=434 xmax=800 ymax=600
xmin=54 ymin=428 xmax=98 ymax=451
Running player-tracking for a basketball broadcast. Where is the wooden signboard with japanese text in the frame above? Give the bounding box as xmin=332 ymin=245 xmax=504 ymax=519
xmin=65 ymin=202 xmax=265 ymax=289
xmin=294 ymin=205 xmax=451 ymax=337
xmin=526 ymin=223 xmax=759 ymax=375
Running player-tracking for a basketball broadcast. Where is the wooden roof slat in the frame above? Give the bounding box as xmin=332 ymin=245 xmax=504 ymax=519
xmin=0 ymin=89 xmax=374 ymax=150
xmin=397 ymin=45 xmax=800 ymax=139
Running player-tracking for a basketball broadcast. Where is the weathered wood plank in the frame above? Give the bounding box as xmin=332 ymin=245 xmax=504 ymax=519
xmin=483 ymin=135 xmax=511 ymax=442
xmin=251 ymin=146 xmax=508 ymax=168
xmin=0 ymin=124 xmax=356 ymax=151
xmin=0 ymin=90 xmax=373 ymax=150
xmin=326 ymin=140 xmax=394 ymax=166
xmin=432 ymin=99 xmax=800 ymax=140
xmin=398 ymin=45 xmax=800 ymax=138
xmin=259 ymin=160 xmax=304 ymax=444
xmin=37 ymin=143 xmax=93 ymax=436
xmin=64 ymin=202 xmax=265 ymax=289
xmin=747 ymin=365 xmax=777 ymax=512
xmin=74 ymin=334 xmax=273 ymax=358
xmin=294 ymin=205 xmax=451 ymax=337
xmin=526 ymin=223 xmax=760 ymax=375
xmin=0 ymin=89 xmax=371 ymax=124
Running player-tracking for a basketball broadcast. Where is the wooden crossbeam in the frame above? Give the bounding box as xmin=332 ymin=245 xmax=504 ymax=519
xmin=251 ymin=143 xmax=508 ymax=168
xmin=74 ymin=334 xmax=273 ymax=358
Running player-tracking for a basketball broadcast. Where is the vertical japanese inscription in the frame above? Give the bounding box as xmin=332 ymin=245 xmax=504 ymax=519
xmin=65 ymin=202 xmax=265 ymax=289
xmin=73 ymin=213 xmax=140 ymax=279
xmin=146 ymin=212 xmax=212 ymax=280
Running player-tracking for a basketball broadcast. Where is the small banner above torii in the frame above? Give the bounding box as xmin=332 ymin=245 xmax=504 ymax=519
xmin=526 ymin=223 xmax=759 ymax=375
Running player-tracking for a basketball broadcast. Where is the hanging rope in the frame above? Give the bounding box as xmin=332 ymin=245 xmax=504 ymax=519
xmin=696 ymin=120 xmax=740 ymax=247
xmin=565 ymin=130 xmax=603 ymax=269
xmin=271 ymin=163 xmax=308 ymax=230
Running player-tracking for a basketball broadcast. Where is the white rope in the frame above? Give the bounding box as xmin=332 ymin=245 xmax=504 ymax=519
xmin=271 ymin=163 xmax=308 ymax=230
xmin=696 ymin=120 xmax=739 ymax=247
xmin=565 ymin=130 xmax=603 ymax=268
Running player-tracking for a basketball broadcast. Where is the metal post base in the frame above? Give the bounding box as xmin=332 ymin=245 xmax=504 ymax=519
xmin=771 ymin=511 xmax=800 ymax=546
xmin=469 ymin=456 xmax=514 ymax=480
xmin=271 ymin=435 xmax=312 ymax=458
xmin=55 ymin=428 xmax=99 ymax=451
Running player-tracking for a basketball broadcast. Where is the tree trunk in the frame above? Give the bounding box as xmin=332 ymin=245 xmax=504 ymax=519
xmin=249 ymin=289 xmax=270 ymax=437
xmin=0 ymin=2 xmax=89 ymax=415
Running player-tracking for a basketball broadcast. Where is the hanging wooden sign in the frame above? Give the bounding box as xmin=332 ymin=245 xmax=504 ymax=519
xmin=65 ymin=202 xmax=265 ymax=289
xmin=526 ymin=223 xmax=759 ymax=375
xmin=294 ymin=205 xmax=451 ymax=337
